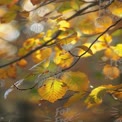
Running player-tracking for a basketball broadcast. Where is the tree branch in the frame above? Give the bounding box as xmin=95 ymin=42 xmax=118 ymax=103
xmin=13 ymin=18 xmax=122 ymax=91
xmin=0 ymin=2 xmax=98 ymax=68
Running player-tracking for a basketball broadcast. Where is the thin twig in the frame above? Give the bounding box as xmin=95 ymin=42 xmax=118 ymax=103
xmin=13 ymin=18 xmax=122 ymax=90
xmin=0 ymin=3 xmax=98 ymax=68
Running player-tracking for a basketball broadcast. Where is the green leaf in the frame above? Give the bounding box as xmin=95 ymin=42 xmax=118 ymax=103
xmin=61 ymin=71 xmax=89 ymax=91
xmin=58 ymin=1 xmax=72 ymax=13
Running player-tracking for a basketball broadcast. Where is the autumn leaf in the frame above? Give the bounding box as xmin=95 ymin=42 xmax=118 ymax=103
xmin=61 ymin=71 xmax=89 ymax=92
xmin=32 ymin=48 xmax=52 ymax=63
xmin=30 ymin=0 xmax=40 ymax=5
xmin=103 ymin=64 xmax=120 ymax=80
xmin=0 ymin=65 xmax=17 ymax=79
xmin=7 ymin=65 xmax=17 ymax=78
xmin=78 ymin=34 xmax=112 ymax=57
xmin=23 ymin=38 xmax=41 ymax=50
xmin=38 ymin=78 xmax=68 ymax=103
xmin=58 ymin=20 xmax=70 ymax=31
xmin=114 ymin=44 xmax=122 ymax=57
xmin=109 ymin=0 xmax=122 ymax=17
xmin=104 ymin=48 xmax=120 ymax=61
xmin=17 ymin=59 xmax=28 ymax=67
xmin=76 ymin=45 xmax=93 ymax=56
xmin=54 ymin=47 xmax=74 ymax=68
xmin=85 ymin=86 xmax=107 ymax=108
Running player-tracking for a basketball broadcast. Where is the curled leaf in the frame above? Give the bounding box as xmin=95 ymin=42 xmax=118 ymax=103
xmin=85 ymin=86 xmax=107 ymax=108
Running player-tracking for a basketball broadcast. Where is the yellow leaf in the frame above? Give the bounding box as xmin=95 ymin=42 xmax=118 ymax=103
xmin=114 ymin=44 xmax=122 ymax=57
xmin=85 ymin=86 xmax=106 ymax=108
xmin=76 ymin=45 xmax=93 ymax=56
xmin=61 ymin=71 xmax=89 ymax=91
xmin=58 ymin=20 xmax=70 ymax=31
xmin=78 ymin=34 xmax=111 ymax=57
xmin=98 ymin=33 xmax=112 ymax=44
xmin=54 ymin=47 xmax=73 ymax=68
xmin=103 ymin=65 xmax=120 ymax=80
xmin=104 ymin=48 xmax=120 ymax=61
xmin=38 ymin=78 xmax=68 ymax=103
xmin=23 ymin=38 xmax=41 ymax=50
xmin=109 ymin=0 xmax=122 ymax=17
xmin=32 ymin=48 xmax=52 ymax=63
xmin=95 ymin=16 xmax=112 ymax=29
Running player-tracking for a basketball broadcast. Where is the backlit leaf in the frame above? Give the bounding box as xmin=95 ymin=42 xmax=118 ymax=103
xmin=103 ymin=64 xmax=120 ymax=80
xmin=58 ymin=20 xmax=70 ymax=31
xmin=32 ymin=48 xmax=52 ymax=63
xmin=54 ymin=47 xmax=74 ymax=68
xmin=114 ymin=44 xmax=122 ymax=57
xmin=85 ymin=86 xmax=107 ymax=108
xmin=38 ymin=78 xmax=68 ymax=103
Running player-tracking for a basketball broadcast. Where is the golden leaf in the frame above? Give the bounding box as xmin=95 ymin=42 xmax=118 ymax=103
xmin=85 ymin=86 xmax=106 ymax=108
xmin=109 ymin=0 xmax=122 ymax=17
xmin=32 ymin=48 xmax=52 ymax=63
xmin=17 ymin=59 xmax=28 ymax=67
xmin=54 ymin=47 xmax=73 ymax=68
xmin=104 ymin=48 xmax=120 ymax=61
xmin=38 ymin=78 xmax=68 ymax=103
xmin=58 ymin=20 xmax=70 ymax=31
xmin=114 ymin=44 xmax=122 ymax=57
xmin=103 ymin=65 xmax=120 ymax=80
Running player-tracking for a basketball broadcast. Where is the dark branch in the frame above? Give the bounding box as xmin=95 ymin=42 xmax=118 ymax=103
xmin=13 ymin=18 xmax=122 ymax=91
xmin=0 ymin=30 xmax=61 ymax=68
xmin=0 ymin=2 xmax=98 ymax=68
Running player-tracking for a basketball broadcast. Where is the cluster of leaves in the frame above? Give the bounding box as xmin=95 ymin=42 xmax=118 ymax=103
xmin=0 ymin=0 xmax=122 ymax=108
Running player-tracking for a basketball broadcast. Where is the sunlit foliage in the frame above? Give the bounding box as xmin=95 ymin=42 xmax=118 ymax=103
xmin=0 ymin=0 xmax=122 ymax=109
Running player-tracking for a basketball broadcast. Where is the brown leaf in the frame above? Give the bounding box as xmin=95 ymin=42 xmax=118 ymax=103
xmin=103 ymin=65 xmax=120 ymax=80
xmin=30 ymin=0 xmax=40 ymax=5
